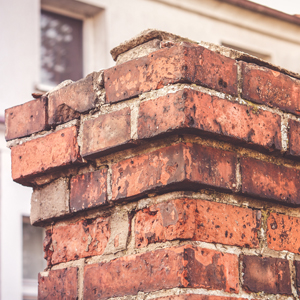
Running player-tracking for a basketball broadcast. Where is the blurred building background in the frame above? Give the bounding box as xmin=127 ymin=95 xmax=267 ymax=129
xmin=1 ymin=0 xmax=300 ymax=299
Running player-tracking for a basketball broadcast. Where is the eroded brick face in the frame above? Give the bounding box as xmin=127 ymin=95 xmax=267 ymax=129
xmin=83 ymin=245 xmax=239 ymax=299
xmin=241 ymin=157 xmax=300 ymax=205
xmin=48 ymin=73 xmax=98 ymax=125
xmin=70 ymin=169 xmax=108 ymax=212
xmin=104 ymin=43 xmax=237 ymax=104
xmin=138 ymin=89 xmax=281 ymax=151
xmin=5 ymin=96 xmax=48 ymax=141
xmin=241 ymin=62 xmax=300 ymax=115
xmin=155 ymin=296 xmax=248 ymax=300
xmin=267 ymin=213 xmax=300 ymax=254
xmin=11 ymin=126 xmax=81 ymax=185
xmin=38 ymin=267 xmax=78 ymax=299
xmin=49 ymin=216 xmax=110 ymax=265
xmin=112 ymin=143 xmax=237 ymax=201
xmin=242 ymin=255 xmax=291 ymax=294
xmin=135 ymin=198 xmax=260 ymax=248
xmin=81 ymin=107 xmax=132 ymax=159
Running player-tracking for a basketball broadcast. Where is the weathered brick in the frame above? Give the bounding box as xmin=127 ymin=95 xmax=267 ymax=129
xmin=242 ymin=255 xmax=291 ymax=294
xmin=135 ymin=198 xmax=260 ymax=248
xmin=242 ymin=62 xmax=300 ymax=115
xmin=135 ymin=199 xmax=196 ymax=247
xmin=48 ymin=72 xmax=100 ymax=125
xmin=138 ymin=89 xmax=281 ymax=151
xmin=241 ymin=157 xmax=300 ymax=206
xmin=11 ymin=126 xmax=81 ymax=185
xmin=104 ymin=43 xmax=237 ymax=104
xmin=31 ymin=178 xmax=69 ymax=224
xmin=84 ymin=245 xmax=239 ymax=299
xmin=49 ymin=216 xmax=110 ymax=265
xmin=288 ymin=119 xmax=300 ymax=156
xmin=112 ymin=143 xmax=237 ymax=201
xmin=5 ymin=96 xmax=48 ymax=141
xmin=38 ymin=267 xmax=78 ymax=300
xmin=155 ymin=295 xmax=248 ymax=300
xmin=81 ymin=107 xmax=132 ymax=159
xmin=267 ymin=213 xmax=300 ymax=254
xmin=70 ymin=169 xmax=107 ymax=212
xmin=295 ymin=261 xmax=300 ymax=295
xmin=194 ymin=199 xmax=260 ymax=247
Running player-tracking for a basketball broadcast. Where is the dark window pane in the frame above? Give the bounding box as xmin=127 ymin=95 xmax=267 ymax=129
xmin=41 ymin=10 xmax=83 ymax=85
xmin=22 ymin=217 xmax=46 ymax=279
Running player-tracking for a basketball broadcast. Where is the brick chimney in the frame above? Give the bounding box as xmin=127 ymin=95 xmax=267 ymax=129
xmin=6 ymin=29 xmax=300 ymax=299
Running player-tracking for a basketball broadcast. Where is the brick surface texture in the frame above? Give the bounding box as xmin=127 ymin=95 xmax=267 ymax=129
xmin=242 ymin=255 xmax=291 ymax=294
xmin=84 ymin=245 xmax=239 ymax=299
xmin=38 ymin=267 xmax=78 ymax=299
xmin=11 ymin=126 xmax=81 ymax=185
xmin=5 ymin=96 xmax=48 ymax=140
xmin=70 ymin=169 xmax=108 ymax=212
xmin=135 ymin=198 xmax=260 ymax=248
xmin=112 ymin=143 xmax=237 ymax=201
xmin=138 ymin=89 xmax=281 ymax=151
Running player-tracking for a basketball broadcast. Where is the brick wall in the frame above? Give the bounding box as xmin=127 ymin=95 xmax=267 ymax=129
xmin=6 ymin=29 xmax=300 ymax=300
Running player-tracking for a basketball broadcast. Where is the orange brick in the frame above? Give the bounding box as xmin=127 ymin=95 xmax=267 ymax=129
xmin=241 ymin=157 xmax=300 ymax=206
xmin=242 ymin=62 xmax=300 ymax=115
xmin=267 ymin=213 xmax=300 ymax=254
xmin=81 ymin=108 xmax=132 ymax=159
xmin=111 ymin=143 xmax=237 ymax=201
xmin=104 ymin=43 xmax=237 ymax=104
xmin=11 ymin=126 xmax=81 ymax=185
xmin=135 ymin=199 xmax=260 ymax=248
xmin=138 ymin=89 xmax=281 ymax=151
xmin=49 ymin=216 xmax=110 ymax=265
xmin=84 ymin=245 xmax=239 ymax=299
xmin=38 ymin=267 xmax=78 ymax=299
xmin=5 ymin=96 xmax=48 ymax=141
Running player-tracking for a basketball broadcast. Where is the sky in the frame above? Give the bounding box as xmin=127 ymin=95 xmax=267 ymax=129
xmin=251 ymin=0 xmax=300 ymax=15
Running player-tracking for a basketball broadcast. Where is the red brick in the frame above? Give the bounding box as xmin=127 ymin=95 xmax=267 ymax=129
xmin=288 ymin=119 xmax=300 ymax=156
xmin=48 ymin=72 xmax=98 ymax=125
xmin=242 ymin=255 xmax=291 ymax=294
xmin=11 ymin=126 xmax=81 ymax=185
xmin=267 ymin=213 xmax=300 ymax=254
xmin=135 ymin=199 xmax=260 ymax=248
xmin=38 ymin=267 xmax=78 ymax=299
xmin=138 ymin=89 xmax=281 ymax=151
xmin=49 ymin=216 xmax=110 ymax=265
xmin=135 ymin=199 xmax=196 ymax=247
xmin=241 ymin=157 xmax=300 ymax=206
xmin=83 ymin=245 xmax=239 ymax=299
xmin=156 ymin=295 xmax=248 ymax=300
xmin=81 ymin=108 xmax=132 ymax=159
xmin=295 ymin=261 xmax=300 ymax=295
xmin=70 ymin=169 xmax=108 ymax=212
xmin=111 ymin=143 xmax=237 ymax=201
xmin=5 ymin=96 xmax=48 ymax=141
xmin=194 ymin=199 xmax=260 ymax=247
xmin=104 ymin=43 xmax=237 ymax=104
xmin=242 ymin=62 xmax=300 ymax=115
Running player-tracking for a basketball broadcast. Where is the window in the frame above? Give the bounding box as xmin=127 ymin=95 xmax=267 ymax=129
xmin=37 ymin=0 xmax=106 ymax=92
xmin=22 ymin=217 xmax=46 ymax=300
xmin=41 ymin=10 xmax=83 ymax=86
